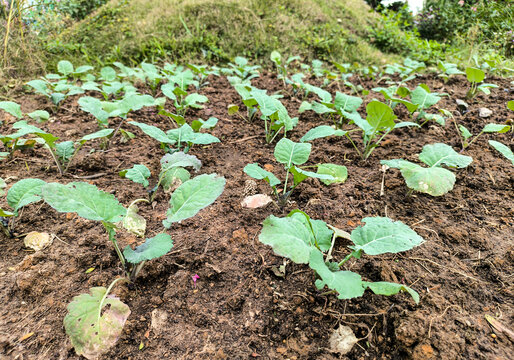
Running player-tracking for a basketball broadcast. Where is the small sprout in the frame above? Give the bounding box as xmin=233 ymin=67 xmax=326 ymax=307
xmin=192 ymin=274 xmax=200 ymax=288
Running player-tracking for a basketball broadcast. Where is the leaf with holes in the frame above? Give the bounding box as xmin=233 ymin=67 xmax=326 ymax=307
xmin=64 ymin=286 xmax=130 ymax=360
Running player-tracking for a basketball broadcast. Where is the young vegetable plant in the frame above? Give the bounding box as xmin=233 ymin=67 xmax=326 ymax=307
xmin=381 ymin=143 xmax=473 ymax=196
xmin=259 ymin=211 xmax=423 ymax=303
xmin=1 ymin=178 xmax=46 ymax=236
xmin=302 ymin=101 xmax=419 ymax=160
xmin=161 ymin=70 xmax=208 ymax=116
xmin=437 ymin=61 xmax=464 ymax=83
xmin=1 ymin=121 xmax=114 ymax=175
xmin=46 ymin=60 xmax=94 ymax=81
xmin=244 ymin=138 xmax=347 ymax=208
xmin=0 ymin=101 xmax=50 ymax=124
xmin=230 ymin=86 xmax=297 ymax=143
xmin=60 ymin=173 xmax=224 ymax=359
xmin=457 ymin=123 xmax=511 ymax=150
xmin=223 ymin=56 xmax=260 ymax=85
xmin=465 ymin=67 xmax=498 ymax=99
xmin=270 ymin=51 xmax=300 ymax=85
xmin=129 ymin=121 xmax=219 ymax=153
xmin=299 ymin=91 xmax=363 ymax=128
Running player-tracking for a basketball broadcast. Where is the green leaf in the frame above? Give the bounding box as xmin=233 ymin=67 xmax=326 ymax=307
xmin=57 ymin=60 xmax=74 ymax=76
xmin=488 ymin=140 xmax=514 ymax=166
xmin=365 ymin=101 xmax=396 ymax=134
xmin=0 ymin=101 xmax=22 ymax=119
xmin=270 ymin=50 xmax=281 ymax=65
xmin=317 ymin=164 xmax=348 ymax=185
xmin=6 ymin=178 xmax=46 ymax=212
xmin=100 ymin=66 xmax=118 ymax=81
xmin=418 ymin=143 xmax=472 ymax=168
xmin=42 ymin=182 xmax=126 ymax=223
xmin=465 ymin=67 xmax=485 ymax=83
xmin=81 ymin=129 xmax=114 ymax=143
xmin=288 ymin=211 xmax=333 ymax=252
xmin=27 ymin=110 xmax=50 ymax=122
xmin=184 ymin=93 xmax=208 ymax=108
xmin=259 ymin=215 xmax=315 ymax=264
xmin=78 ymin=97 xmax=109 ymax=125
xmin=123 ymin=233 xmax=173 ymax=264
xmin=508 ymin=101 xmax=514 ymax=111
xmin=300 ymin=126 xmax=346 ymax=142
xmin=228 ymin=104 xmax=239 ymax=115
xmin=397 ymin=160 xmax=456 ymax=196
xmin=129 ymin=121 xmax=175 ymax=144
xmin=334 ymin=92 xmax=362 ymax=112
xmin=274 ymin=138 xmax=311 ymax=167
xmin=364 ymin=281 xmax=419 ymax=303
xmin=308 ymin=250 xmax=365 ymax=299
xmin=482 ymin=123 xmax=510 ymax=133
xmin=56 ymin=141 xmax=75 ymax=162
xmin=26 ymin=79 xmax=49 ymax=96
xmin=243 ymin=163 xmax=280 ymax=186
xmin=12 ymin=121 xmax=58 ymax=147
xmin=410 ymin=85 xmax=441 ymax=110
xmin=349 ymin=217 xmax=424 ymax=255
xmin=64 ymin=286 xmax=130 ymax=360
xmin=393 ymin=98 xmax=419 ymax=113
xmin=163 ymin=174 xmax=225 ymax=227
xmin=120 ymin=164 xmax=151 ymax=187
xmin=0 ymin=177 xmax=6 ymax=197
xmin=160 ymin=152 xmax=201 ymax=172
xmin=459 ymin=125 xmax=472 ymax=141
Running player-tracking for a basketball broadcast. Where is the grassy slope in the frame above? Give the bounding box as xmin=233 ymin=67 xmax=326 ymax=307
xmin=46 ymin=0 xmax=398 ymax=67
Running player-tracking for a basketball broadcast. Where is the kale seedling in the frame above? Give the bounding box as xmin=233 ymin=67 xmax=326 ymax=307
xmin=457 ymin=123 xmax=510 ymax=150
xmin=465 ymin=67 xmax=498 ymax=99
xmin=270 ymin=51 xmax=300 ymax=85
xmin=259 ymin=210 xmax=423 ymax=302
xmin=437 ymin=61 xmax=464 ymax=83
xmin=381 ymin=143 xmax=473 ymax=196
xmin=244 ymin=138 xmax=347 ymax=208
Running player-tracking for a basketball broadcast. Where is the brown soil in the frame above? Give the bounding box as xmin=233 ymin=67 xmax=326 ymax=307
xmin=0 ymin=71 xmax=513 ymax=360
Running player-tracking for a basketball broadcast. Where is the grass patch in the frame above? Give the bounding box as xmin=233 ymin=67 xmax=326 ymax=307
xmin=44 ymin=0 xmax=396 ymax=68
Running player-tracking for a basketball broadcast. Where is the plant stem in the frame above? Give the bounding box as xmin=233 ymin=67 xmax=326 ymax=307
xmin=63 ymin=142 xmax=85 ymax=174
xmin=45 ymin=145 xmax=64 ymax=176
xmin=103 ymin=223 xmax=126 ymax=269
xmin=337 ymin=252 xmax=355 ymax=267
xmin=465 ymin=131 xmax=483 ymax=149
xmin=344 ymin=133 xmax=362 ymax=159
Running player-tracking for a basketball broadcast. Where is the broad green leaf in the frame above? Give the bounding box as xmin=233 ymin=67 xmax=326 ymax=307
xmin=274 ymin=138 xmax=311 ymax=167
xmin=100 ymin=66 xmax=117 ymax=81
xmin=393 ymin=98 xmax=419 ymax=113
xmin=459 ymin=125 xmax=472 ymax=141
xmin=184 ymin=93 xmax=208 ymax=108
xmin=290 ymin=166 xmax=334 ymax=185
xmin=0 ymin=101 xmax=22 ymax=119
xmin=270 ymin=50 xmax=281 ymax=64
xmin=74 ymin=65 xmax=94 ymax=74
xmin=306 ymin=101 xmax=335 ymax=115
xmin=123 ymin=233 xmax=173 ymax=263
xmin=482 ymin=123 xmax=510 ymax=133
xmin=27 ymin=110 xmax=50 ymax=122
xmin=418 ymin=143 xmax=472 ymax=168
xmin=317 ymin=164 xmax=348 ymax=185
xmin=508 ymin=101 xmax=514 ymax=111
xmin=26 ymin=79 xmax=49 ymax=96
xmin=410 ymin=85 xmax=441 ymax=110
xmin=243 ymin=163 xmax=280 ymax=186
xmin=164 ymin=174 xmax=225 ymax=226
xmin=42 ymin=182 xmax=126 ymax=223
xmin=122 ymin=203 xmax=146 ymax=237
xmin=364 ymin=281 xmax=419 ymax=303
xmin=489 ymin=140 xmax=514 ymax=166
xmin=228 ymin=104 xmax=239 ymax=115
xmin=334 ymin=92 xmax=362 ymax=112
xmin=466 ymin=67 xmax=485 ymax=83
xmin=64 ymin=286 xmax=130 ymax=360
xmin=78 ymin=97 xmax=109 ymax=125
xmin=57 ymin=60 xmax=74 ymax=76
xmin=0 ymin=208 xmax=14 ymax=217
xmin=398 ymin=160 xmax=456 ymax=196
xmin=56 ymin=141 xmax=75 ymax=162
xmin=120 ymin=164 xmax=151 ymax=187
xmin=300 ymin=125 xmax=346 ymax=142
xmin=288 ymin=211 xmax=333 ymax=252
xmin=259 ymin=215 xmax=315 ymax=264
xmin=6 ymin=178 xmax=46 ymax=212
xmin=349 ymin=217 xmax=424 ymax=255
xmin=365 ymin=101 xmax=396 ymax=134
xmin=11 ymin=120 xmax=59 ymax=148
xmin=308 ymin=250 xmax=365 ymax=299
xmin=161 ymin=152 xmax=201 ymax=172
xmin=129 ymin=121 xmax=175 ymax=144
xmin=81 ymin=129 xmax=114 ymax=142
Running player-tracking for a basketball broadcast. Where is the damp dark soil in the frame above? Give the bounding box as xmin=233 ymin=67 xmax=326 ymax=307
xmin=0 ymin=71 xmax=513 ymax=360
